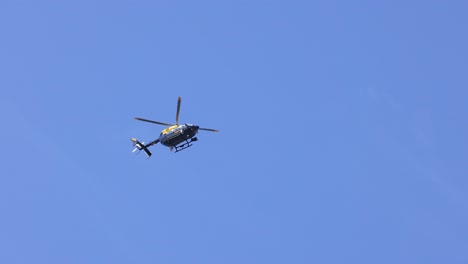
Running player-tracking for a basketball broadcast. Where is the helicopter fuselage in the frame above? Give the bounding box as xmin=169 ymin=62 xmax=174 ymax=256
xmin=159 ymin=124 xmax=199 ymax=147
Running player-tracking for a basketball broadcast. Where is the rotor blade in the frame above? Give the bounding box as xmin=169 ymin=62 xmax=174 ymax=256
xmin=199 ymin=127 xmax=219 ymax=132
xmin=175 ymin=96 xmax=181 ymax=125
xmin=135 ymin=117 xmax=173 ymax=126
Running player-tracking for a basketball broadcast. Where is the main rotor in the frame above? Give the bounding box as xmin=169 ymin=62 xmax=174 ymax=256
xmin=134 ymin=97 xmax=219 ymax=132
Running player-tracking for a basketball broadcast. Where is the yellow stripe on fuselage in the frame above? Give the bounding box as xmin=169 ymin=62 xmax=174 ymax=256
xmin=161 ymin=125 xmax=179 ymax=135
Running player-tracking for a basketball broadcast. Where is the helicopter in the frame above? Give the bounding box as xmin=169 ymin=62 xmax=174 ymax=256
xmin=131 ymin=97 xmax=219 ymax=158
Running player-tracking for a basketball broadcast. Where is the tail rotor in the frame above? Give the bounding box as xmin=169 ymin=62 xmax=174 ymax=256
xmin=131 ymin=138 xmax=159 ymax=158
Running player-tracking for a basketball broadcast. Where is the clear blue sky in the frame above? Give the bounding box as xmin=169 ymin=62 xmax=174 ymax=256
xmin=1 ymin=1 xmax=468 ymax=263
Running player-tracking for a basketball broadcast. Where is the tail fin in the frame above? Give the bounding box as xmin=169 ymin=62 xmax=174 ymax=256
xmin=131 ymin=138 xmax=152 ymax=158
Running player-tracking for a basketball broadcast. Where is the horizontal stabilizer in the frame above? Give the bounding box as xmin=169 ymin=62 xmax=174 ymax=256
xmin=131 ymin=138 xmax=152 ymax=158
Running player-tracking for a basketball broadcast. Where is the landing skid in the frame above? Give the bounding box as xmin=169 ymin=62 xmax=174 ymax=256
xmin=174 ymin=137 xmax=198 ymax=153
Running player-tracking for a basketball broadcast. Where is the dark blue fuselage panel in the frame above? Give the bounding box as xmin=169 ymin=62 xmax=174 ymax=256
xmin=159 ymin=124 xmax=198 ymax=147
